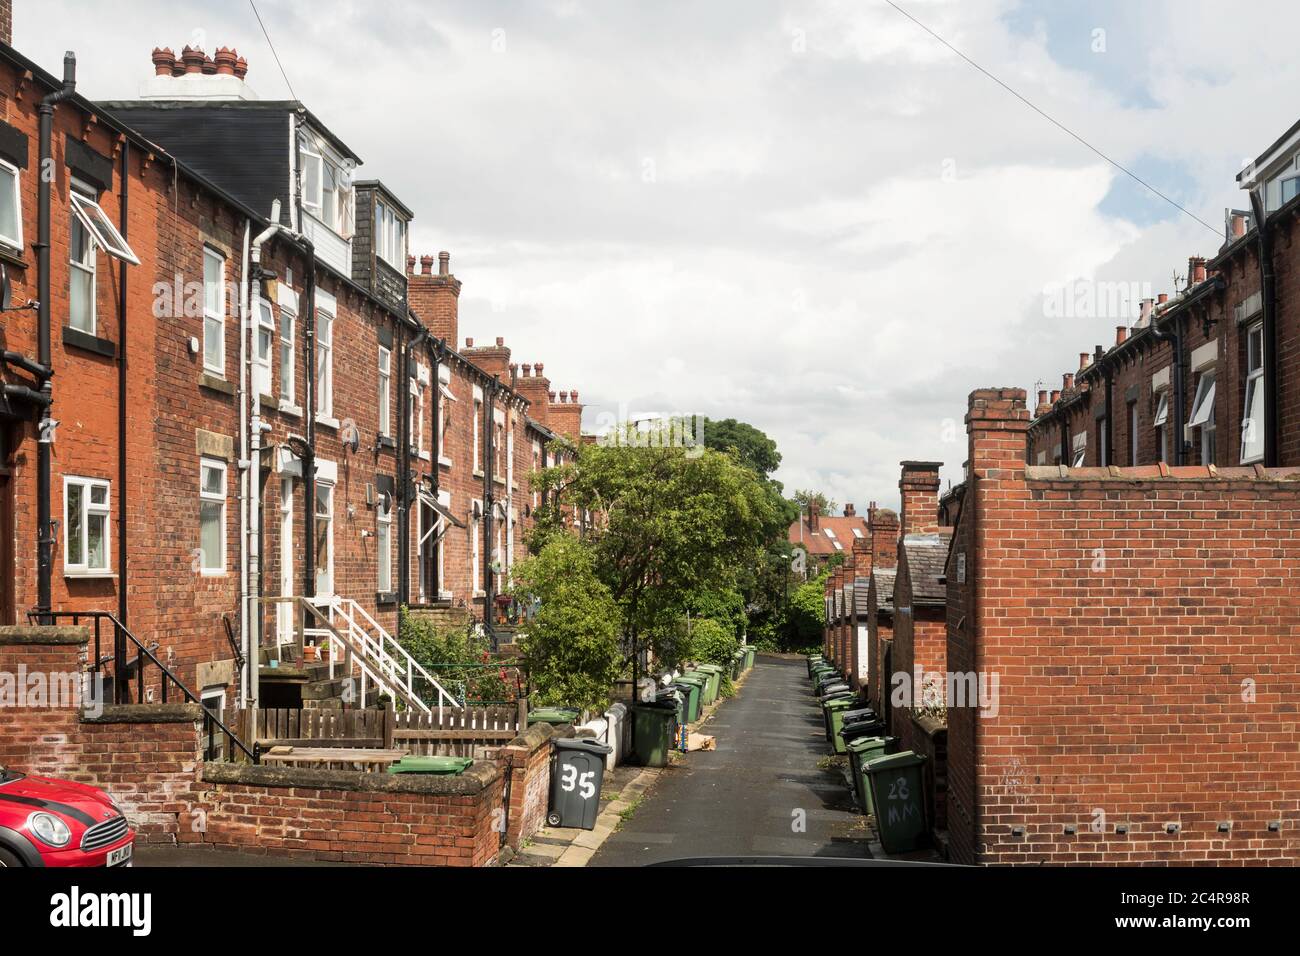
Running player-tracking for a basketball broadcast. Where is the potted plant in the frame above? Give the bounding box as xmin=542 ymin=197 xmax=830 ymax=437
xmin=318 ymin=641 xmax=332 ymax=663
xmin=302 ymin=644 xmax=320 ymax=663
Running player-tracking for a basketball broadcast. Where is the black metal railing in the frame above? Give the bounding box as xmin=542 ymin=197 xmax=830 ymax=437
xmin=27 ymin=609 xmax=258 ymax=764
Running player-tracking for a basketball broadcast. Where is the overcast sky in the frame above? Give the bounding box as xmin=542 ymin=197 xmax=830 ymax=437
xmin=20 ymin=1 xmax=1298 ymax=511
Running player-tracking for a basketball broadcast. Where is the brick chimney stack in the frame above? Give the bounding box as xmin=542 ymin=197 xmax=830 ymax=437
xmin=966 ymin=387 xmax=1031 ymax=479
xmin=808 ymin=500 xmax=820 ymax=532
xmin=407 ymin=250 xmax=461 ymax=346
xmin=868 ymin=507 xmax=899 ymax=571
xmin=899 ymin=461 xmax=942 ymax=537
xmin=464 ymin=336 xmax=511 ymax=380
xmin=844 ymin=503 xmax=856 ymax=517
xmin=514 ymin=361 xmax=552 ymax=426
xmin=0 ymin=1 xmax=12 ymax=47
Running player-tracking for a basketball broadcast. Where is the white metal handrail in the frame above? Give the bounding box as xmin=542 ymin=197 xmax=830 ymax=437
xmin=326 ymin=596 xmax=463 ymax=718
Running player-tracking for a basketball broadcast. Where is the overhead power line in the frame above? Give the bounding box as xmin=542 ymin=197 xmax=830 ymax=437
xmin=882 ymin=0 xmax=1222 ymax=238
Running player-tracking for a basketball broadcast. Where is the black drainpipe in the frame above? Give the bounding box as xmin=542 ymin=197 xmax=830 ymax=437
xmin=396 ymin=322 xmax=408 ymax=607
xmin=35 ymin=52 xmax=77 ymax=617
xmin=1149 ymin=308 xmax=1186 ymax=466
xmin=1058 ymin=418 xmax=1069 ymax=465
xmin=1249 ymin=190 xmax=1279 ymax=467
xmin=483 ymin=379 xmax=496 ymax=637
xmin=117 ymin=142 xmax=129 ymax=624
xmin=301 ymin=250 xmax=317 ymax=598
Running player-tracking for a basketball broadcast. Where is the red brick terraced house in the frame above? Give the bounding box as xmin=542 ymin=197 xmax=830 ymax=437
xmin=1028 ymin=113 xmax=1300 ymax=475
xmin=862 ymin=505 xmax=899 ymax=718
xmin=0 ymin=34 xmax=589 ymax=739
xmin=945 ymin=387 xmax=1300 ymax=865
xmin=790 ymin=500 xmax=869 ymax=573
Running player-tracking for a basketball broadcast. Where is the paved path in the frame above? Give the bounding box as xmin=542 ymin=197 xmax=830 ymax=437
xmin=590 ymin=656 xmax=872 ymax=865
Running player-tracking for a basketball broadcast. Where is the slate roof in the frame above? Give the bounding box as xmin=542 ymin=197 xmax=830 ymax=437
xmin=902 ymin=531 xmax=951 ymax=605
xmin=871 ymin=567 xmax=897 ymax=612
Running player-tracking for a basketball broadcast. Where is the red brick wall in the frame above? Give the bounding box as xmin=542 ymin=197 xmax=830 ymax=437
xmin=498 ymin=724 xmax=563 ymax=846
xmin=889 ymin=548 xmax=946 ymax=756
xmin=193 ymin=770 xmax=504 ymax=867
xmin=957 ymin=387 xmax=1300 ymax=865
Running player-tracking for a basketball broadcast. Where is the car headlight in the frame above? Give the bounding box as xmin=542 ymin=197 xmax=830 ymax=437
xmin=28 ymin=812 xmax=72 ymax=848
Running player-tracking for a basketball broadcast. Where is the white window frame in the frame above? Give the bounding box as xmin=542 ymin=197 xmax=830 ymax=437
xmin=437 ymin=364 xmax=455 ymax=466
xmin=315 ymin=300 xmax=334 ymax=419
xmin=1187 ymin=368 xmax=1217 ymax=464
xmin=199 ymin=458 xmax=227 ymax=575
xmin=0 ymin=158 xmax=21 ymax=250
xmin=378 ymin=346 xmax=392 ymax=438
xmin=1153 ymin=390 xmax=1170 ymax=463
xmin=1071 ymin=431 xmax=1087 ymax=468
xmin=471 ymin=499 xmax=483 ymax=596
xmin=68 ymin=180 xmax=97 ymax=335
xmin=493 ymin=407 xmax=507 ymax=483
xmin=377 ymin=492 xmax=393 ymax=595
xmin=252 ymin=296 xmax=274 ymax=398
xmin=301 ymin=146 xmax=323 ymax=215
xmin=1241 ymin=322 xmax=1265 ymax=464
xmin=63 ymin=476 xmax=111 ymax=575
xmin=278 ymin=285 xmax=297 ymax=407
xmin=203 ymin=247 xmax=226 ymax=376
xmin=314 ymin=480 xmax=335 ymax=596
xmin=70 ymin=189 xmax=139 ymax=265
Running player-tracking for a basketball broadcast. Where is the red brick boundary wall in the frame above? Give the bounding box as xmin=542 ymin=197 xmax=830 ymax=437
xmin=0 ymin=627 xmax=557 ymax=866
xmin=948 ymin=388 xmax=1300 ymax=865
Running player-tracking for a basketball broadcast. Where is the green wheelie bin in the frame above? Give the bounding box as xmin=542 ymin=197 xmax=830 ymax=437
xmin=696 ymin=664 xmax=725 ymax=701
xmin=807 ymin=654 xmax=825 ymax=678
xmin=743 ymin=645 xmax=756 ymax=670
xmin=863 ymin=751 xmax=929 ymax=852
xmin=527 ymin=707 xmax=581 ymax=727
xmin=845 ymin=735 xmax=896 ymax=814
xmin=731 ymin=650 xmax=745 ymax=681
xmin=632 ymin=701 xmax=678 ymax=767
xmin=685 ymin=669 xmax=716 ymax=706
xmin=823 ymin=697 xmax=855 ymax=753
xmin=387 ymin=756 xmax=473 ymax=775
xmin=673 ymin=677 xmax=703 ymax=723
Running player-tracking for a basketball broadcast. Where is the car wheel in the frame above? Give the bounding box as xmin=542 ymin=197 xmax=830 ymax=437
xmin=0 ymin=846 xmax=24 ymax=867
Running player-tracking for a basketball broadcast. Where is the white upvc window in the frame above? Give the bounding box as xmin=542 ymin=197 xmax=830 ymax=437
xmin=377 ymin=493 xmax=393 ymax=594
xmin=252 ymin=296 xmax=274 ymax=397
xmin=375 ymin=200 xmax=406 ymax=269
xmin=1071 ymin=431 xmax=1087 ymax=468
xmin=203 ymin=247 xmax=226 ymax=375
xmin=70 ymin=189 xmax=138 ymax=265
xmin=301 ymin=147 xmax=323 ymax=215
xmin=64 ymin=476 xmax=110 ymax=575
xmin=409 ymin=369 xmax=428 ymax=458
xmin=437 ymin=364 xmax=455 ymax=465
xmin=1098 ymin=416 xmax=1109 ymax=467
xmin=199 ymin=458 xmax=227 ymax=574
xmin=0 ymin=157 xmax=21 ymax=250
xmin=314 ymin=481 xmax=334 ymax=595
xmin=378 ymin=346 xmax=392 ymax=438
xmin=279 ymin=287 xmax=296 ymax=405
xmin=1188 ymin=368 xmax=1217 ymax=465
xmin=1241 ymin=322 xmax=1265 ymax=463
xmin=493 ymin=408 xmax=506 ymax=482
xmin=315 ymin=301 xmax=334 ymax=418
xmin=1153 ymin=390 xmax=1170 ymax=463
xmin=531 ymin=441 xmax=542 ymax=508
xmin=69 ymin=182 xmax=97 ymax=335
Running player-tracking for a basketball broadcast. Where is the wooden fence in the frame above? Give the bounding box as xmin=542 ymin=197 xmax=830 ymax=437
xmin=392 ymin=705 xmax=525 ymax=758
xmin=241 ymin=703 xmax=527 ymax=758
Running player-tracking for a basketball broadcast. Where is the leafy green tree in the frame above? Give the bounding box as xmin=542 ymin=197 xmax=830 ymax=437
xmin=792 ymin=489 xmax=838 ymax=516
xmin=510 ymin=536 xmax=623 ymax=713
xmin=703 ymin=418 xmax=782 ymax=476
xmin=542 ymin=430 xmax=779 ymax=690
xmin=786 ymin=570 xmax=831 ymax=652
xmin=398 ymin=610 xmax=512 ymax=703
xmin=689 ymin=617 xmax=740 ymax=667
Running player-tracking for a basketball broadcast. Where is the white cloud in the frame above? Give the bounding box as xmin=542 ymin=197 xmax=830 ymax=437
xmin=17 ymin=0 xmax=1294 ymax=510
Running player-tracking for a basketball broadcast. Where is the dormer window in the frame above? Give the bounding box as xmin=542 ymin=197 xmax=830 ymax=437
xmin=375 ymin=199 xmax=406 ymax=270
xmin=300 ymin=140 xmax=354 ymax=238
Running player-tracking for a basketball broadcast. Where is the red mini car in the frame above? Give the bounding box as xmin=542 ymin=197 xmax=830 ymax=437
xmin=0 ymin=764 xmax=134 ymax=867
